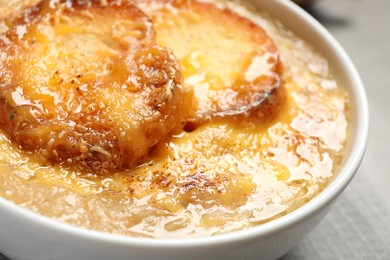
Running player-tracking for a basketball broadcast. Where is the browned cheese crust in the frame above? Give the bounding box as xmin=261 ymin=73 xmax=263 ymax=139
xmin=138 ymin=0 xmax=283 ymax=123
xmin=0 ymin=0 xmax=185 ymax=172
xmin=0 ymin=0 xmax=40 ymax=20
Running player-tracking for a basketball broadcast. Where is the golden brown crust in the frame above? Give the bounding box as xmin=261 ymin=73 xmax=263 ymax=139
xmin=0 ymin=0 xmax=40 ymax=21
xmin=125 ymin=159 xmax=255 ymax=212
xmin=138 ymin=0 xmax=283 ymax=122
xmin=0 ymin=0 xmax=185 ymax=172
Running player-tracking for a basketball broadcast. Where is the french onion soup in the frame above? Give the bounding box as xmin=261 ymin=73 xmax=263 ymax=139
xmin=0 ymin=0 xmax=349 ymax=238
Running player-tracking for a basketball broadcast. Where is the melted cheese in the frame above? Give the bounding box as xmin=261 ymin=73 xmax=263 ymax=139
xmin=0 ymin=0 xmax=349 ymax=238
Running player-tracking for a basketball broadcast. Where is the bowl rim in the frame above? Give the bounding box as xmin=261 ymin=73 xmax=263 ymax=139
xmin=0 ymin=0 xmax=369 ymax=250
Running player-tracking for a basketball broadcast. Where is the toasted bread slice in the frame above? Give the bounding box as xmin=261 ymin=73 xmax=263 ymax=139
xmin=139 ymin=0 xmax=282 ymax=121
xmin=0 ymin=0 xmax=185 ymax=172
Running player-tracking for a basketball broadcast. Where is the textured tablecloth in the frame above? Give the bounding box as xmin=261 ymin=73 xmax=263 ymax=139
xmin=2 ymin=0 xmax=390 ymax=259
xmin=281 ymin=170 xmax=390 ymax=259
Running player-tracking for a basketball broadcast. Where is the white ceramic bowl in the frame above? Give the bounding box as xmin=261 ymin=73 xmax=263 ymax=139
xmin=0 ymin=1 xmax=369 ymax=260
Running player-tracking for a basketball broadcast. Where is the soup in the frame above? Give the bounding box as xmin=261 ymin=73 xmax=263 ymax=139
xmin=0 ymin=0 xmax=349 ymax=238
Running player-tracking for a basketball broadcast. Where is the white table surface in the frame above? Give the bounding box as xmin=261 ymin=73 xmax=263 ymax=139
xmin=1 ymin=0 xmax=390 ymax=259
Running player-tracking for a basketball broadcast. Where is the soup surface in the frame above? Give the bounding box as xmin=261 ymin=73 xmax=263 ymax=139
xmin=0 ymin=0 xmax=349 ymax=238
